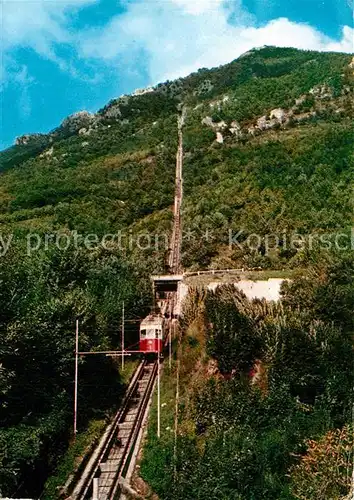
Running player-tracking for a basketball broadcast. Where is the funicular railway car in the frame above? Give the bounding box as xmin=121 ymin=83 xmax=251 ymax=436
xmin=139 ymin=314 xmax=164 ymax=352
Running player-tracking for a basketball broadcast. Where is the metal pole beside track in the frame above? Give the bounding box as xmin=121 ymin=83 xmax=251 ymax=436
xmin=122 ymin=301 xmax=125 ymax=371
xmin=157 ymin=353 xmax=161 ymax=438
xmin=92 ymin=477 xmax=99 ymax=500
xmin=74 ymin=319 xmax=79 ymax=437
xmin=169 ymin=319 xmax=172 ymax=370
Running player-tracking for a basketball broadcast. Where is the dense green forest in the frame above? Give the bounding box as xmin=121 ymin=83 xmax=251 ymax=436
xmin=141 ymin=250 xmax=354 ymax=499
xmin=0 ymin=46 xmax=353 ymax=497
xmin=0 ymin=243 xmax=152 ymax=496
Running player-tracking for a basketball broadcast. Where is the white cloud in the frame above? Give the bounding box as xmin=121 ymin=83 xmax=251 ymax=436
xmin=78 ymin=1 xmax=354 ymax=86
xmin=2 ymin=61 xmax=35 ymax=118
xmin=0 ymin=0 xmax=100 ymax=87
xmin=14 ymin=65 xmax=35 ymax=118
xmin=239 ymin=19 xmax=353 ymax=53
xmin=170 ymin=0 xmax=224 ymax=15
xmin=1 ymin=0 xmax=353 ymax=91
xmin=1 ymin=0 xmax=97 ymax=59
xmin=323 ymin=25 xmax=354 ymax=52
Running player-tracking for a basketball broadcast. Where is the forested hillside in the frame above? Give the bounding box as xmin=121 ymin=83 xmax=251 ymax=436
xmin=0 ymin=46 xmax=353 ymax=497
xmin=141 ymin=250 xmax=354 ymax=499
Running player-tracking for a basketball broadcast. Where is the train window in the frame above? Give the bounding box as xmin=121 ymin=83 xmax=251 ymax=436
xmin=140 ymin=329 xmax=146 ymax=338
xmin=146 ymin=328 xmax=155 ymax=338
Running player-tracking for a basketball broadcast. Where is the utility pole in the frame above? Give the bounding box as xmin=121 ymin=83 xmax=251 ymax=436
xmin=173 ymin=322 xmax=180 ymax=481
xmin=121 ymin=302 xmax=125 ymax=371
xmin=169 ymin=319 xmax=172 ymax=370
xmin=152 ymin=280 xmax=155 ymax=313
xmin=92 ymin=478 xmax=99 ymax=500
xmin=157 ymin=352 xmax=161 ymax=438
xmin=74 ymin=319 xmax=79 ymax=437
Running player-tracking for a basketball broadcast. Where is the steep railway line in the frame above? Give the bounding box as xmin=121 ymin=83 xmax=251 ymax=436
xmin=67 ymin=108 xmax=185 ymax=499
xmin=169 ymin=106 xmax=185 ymax=274
xmin=68 ymin=361 xmax=157 ymax=499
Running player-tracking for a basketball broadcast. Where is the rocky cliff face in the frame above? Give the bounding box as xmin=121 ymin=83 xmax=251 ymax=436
xmin=60 ymin=111 xmax=96 ymax=133
xmin=15 ymin=133 xmax=49 ymax=146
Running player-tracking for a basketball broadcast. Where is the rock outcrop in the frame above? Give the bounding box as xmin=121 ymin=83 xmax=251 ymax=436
xmin=39 ymin=146 xmax=54 ymax=158
xmin=216 ymin=132 xmax=224 ymax=144
xmin=61 ymin=111 xmax=95 ymax=134
xmin=15 ymin=133 xmax=48 ymax=146
xmin=131 ymin=86 xmax=154 ymax=96
xmin=202 ymin=116 xmax=228 ymax=143
xmin=104 ymin=104 xmax=122 ymax=120
xmin=229 ymin=120 xmax=242 ymax=138
xmin=269 ymin=108 xmax=286 ymax=122
xmin=201 ymin=116 xmax=227 ymax=130
xmin=309 ymin=84 xmax=333 ymax=99
xmin=256 ymin=108 xmax=288 ymax=131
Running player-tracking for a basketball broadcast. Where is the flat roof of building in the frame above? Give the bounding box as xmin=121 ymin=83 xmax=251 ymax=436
xmin=151 ymin=274 xmax=183 ymax=282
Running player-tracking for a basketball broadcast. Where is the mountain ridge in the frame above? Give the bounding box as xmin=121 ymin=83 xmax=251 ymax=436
xmin=0 ymin=45 xmax=353 ymax=272
xmin=2 ymin=46 xmax=352 ymax=152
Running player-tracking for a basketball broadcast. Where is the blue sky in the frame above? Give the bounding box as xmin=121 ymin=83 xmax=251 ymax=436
xmin=0 ymin=0 xmax=353 ymax=150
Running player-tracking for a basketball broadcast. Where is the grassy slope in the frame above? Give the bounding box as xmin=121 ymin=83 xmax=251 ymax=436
xmin=0 ymin=47 xmax=352 ymax=271
xmin=182 ymin=120 xmax=354 ymax=269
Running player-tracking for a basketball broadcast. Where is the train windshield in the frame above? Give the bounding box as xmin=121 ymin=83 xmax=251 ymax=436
xmin=142 ymin=328 xmax=156 ymax=338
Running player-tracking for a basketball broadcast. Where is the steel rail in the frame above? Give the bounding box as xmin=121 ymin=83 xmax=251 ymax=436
xmin=69 ymin=360 xmax=149 ymax=499
xmin=108 ymin=361 xmax=158 ymax=499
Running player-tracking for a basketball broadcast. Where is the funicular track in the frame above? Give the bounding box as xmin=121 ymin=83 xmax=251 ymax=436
xmin=68 ymin=107 xmax=185 ymax=499
xmin=69 ymin=360 xmax=157 ymax=499
xmin=169 ymin=106 xmax=185 ymax=275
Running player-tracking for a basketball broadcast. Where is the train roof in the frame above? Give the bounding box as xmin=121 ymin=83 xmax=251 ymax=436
xmin=140 ymin=314 xmax=164 ymax=329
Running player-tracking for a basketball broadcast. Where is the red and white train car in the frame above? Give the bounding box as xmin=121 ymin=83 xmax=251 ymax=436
xmin=139 ymin=314 xmax=164 ymax=353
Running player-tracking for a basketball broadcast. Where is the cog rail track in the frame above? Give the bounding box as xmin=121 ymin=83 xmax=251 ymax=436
xmin=69 ymin=360 xmax=157 ymax=500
